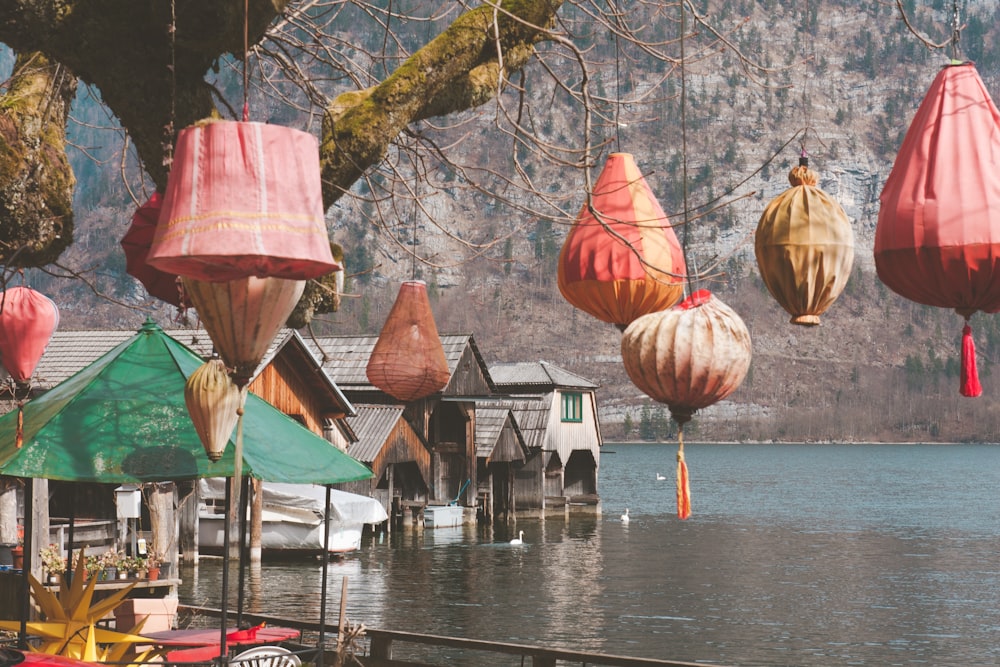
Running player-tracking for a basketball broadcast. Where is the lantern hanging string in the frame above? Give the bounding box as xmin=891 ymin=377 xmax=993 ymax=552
xmin=674 ymin=0 xmax=693 ymax=521
xmin=950 ymin=0 xmax=962 ymax=62
xmin=242 ymin=0 xmax=250 ymax=121
xmin=609 ymin=0 xmax=622 ymax=151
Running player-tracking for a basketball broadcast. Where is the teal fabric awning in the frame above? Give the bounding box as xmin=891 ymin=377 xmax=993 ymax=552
xmin=0 ymin=320 xmax=373 ymax=484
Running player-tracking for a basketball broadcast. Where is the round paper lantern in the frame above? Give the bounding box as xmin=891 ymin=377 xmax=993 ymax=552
xmin=148 ymin=120 xmax=341 ymax=282
xmin=621 ymin=289 xmax=751 ymax=520
xmin=875 ymin=62 xmax=1000 ymax=397
xmin=558 ymin=153 xmax=687 ymax=330
xmin=185 ymin=358 xmax=243 ymax=461
xmin=120 ymin=193 xmax=191 ymax=308
xmin=183 ymin=276 xmax=306 ymax=387
xmin=755 ymin=157 xmax=855 ymax=326
xmin=621 ymin=289 xmax=752 ymax=424
xmin=0 ymin=286 xmax=59 ymax=386
xmin=367 ymin=280 xmax=451 ymax=402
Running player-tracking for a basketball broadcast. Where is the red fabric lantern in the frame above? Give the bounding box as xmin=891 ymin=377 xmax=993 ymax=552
xmin=367 ymin=281 xmax=451 ymax=402
xmin=148 ymin=120 xmax=341 ymax=282
xmin=120 ymin=193 xmax=191 ymax=308
xmin=184 ymin=358 xmax=243 ymax=461
xmin=621 ymin=290 xmax=752 ymax=520
xmin=875 ymin=62 xmax=1000 ymax=397
xmin=558 ymin=153 xmax=687 ymax=330
xmin=183 ymin=276 xmax=305 ymax=387
xmin=0 ymin=286 xmax=59 ymax=385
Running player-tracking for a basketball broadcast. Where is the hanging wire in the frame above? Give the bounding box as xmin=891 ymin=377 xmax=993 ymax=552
xmin=679 ymin=0 xmax=691 ymax=297
xmin=242 ymin=0 xmax=250 ymax=121
xmin=609 ymin=0 xmax=622 ymax=151
xmin=950 ymin=0 xmax=962 ymax=62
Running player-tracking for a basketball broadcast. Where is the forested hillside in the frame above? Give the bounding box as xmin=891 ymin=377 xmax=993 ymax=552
xmin=8 ymin=0 xmax=1000 ymax=443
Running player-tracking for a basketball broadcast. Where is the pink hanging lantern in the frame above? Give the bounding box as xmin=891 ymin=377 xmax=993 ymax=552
xmin=183 ymin=276 xmax=305 ymax=387
xmin=367 ymin=281 xmax=451 ymax=402
xmin=0 ymin=286 xmax=60 ymax=386
xmin=120 ymin=193 xmax=191 ymax=308
xmin=147 ymin=120 xmax=341 ymax=282
xmin=875 ymin=62 xmax=1000 ymax=397
xmin=184 ymin=359 xmax=243 ymax=461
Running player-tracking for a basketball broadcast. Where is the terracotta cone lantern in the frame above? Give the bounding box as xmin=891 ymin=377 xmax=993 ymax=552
xmin=183 ymin=276 xmax=306 ymax=387
xmin=367 ymin=280 xmax=451 ymax=402
xmin=185 ymin=358 xmax=243 ymax=462
xmin=558 ymin=153 xmax=687 ymax=330
xmin=621 ymin=290 xmax=752 ymax=520
xmin=875 ymin=62 xmax=1000 ymax=397
xmin=755 ymin=156 xmax=855 ymax=326
xmin=147 ymin=120 xmax=341 ymax=282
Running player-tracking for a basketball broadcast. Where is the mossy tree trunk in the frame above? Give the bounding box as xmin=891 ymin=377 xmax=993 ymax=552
xmin=0 ymin=0 xmax=562 ymax=269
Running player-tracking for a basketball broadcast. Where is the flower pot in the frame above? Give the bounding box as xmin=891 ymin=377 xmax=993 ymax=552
xmin=118 ymin=571 xmax=129 ymax=580
xmin=11 ymin=546 xmax=23 ymax=570
xmin=146 ymin=566 xmax=160 ymax=581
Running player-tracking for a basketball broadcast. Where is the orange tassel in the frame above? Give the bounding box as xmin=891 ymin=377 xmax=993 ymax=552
xmin=676 ymin=446 xmax=691 ymax=520
xmin=15 ymin=403 xmax=23 ymax=449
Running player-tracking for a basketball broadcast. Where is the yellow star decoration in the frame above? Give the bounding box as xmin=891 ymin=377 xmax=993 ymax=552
xmin=0 ymin=553 xmax=158 ymax=663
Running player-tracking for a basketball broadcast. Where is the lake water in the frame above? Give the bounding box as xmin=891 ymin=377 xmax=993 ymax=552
xmin=177 ymin=443 xmax=1000 ymax=666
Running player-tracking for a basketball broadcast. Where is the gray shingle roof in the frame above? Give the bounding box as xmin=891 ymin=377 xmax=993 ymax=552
xmin=346 ymin=404 xmax=409 ymax=463
xmin=483 ymin=397 xmax=551 ymax=450
xmin=489 ymin=360 xmax=598 ymax=391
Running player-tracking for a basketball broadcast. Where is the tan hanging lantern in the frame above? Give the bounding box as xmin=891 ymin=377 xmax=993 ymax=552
xmin=621 ymin=290 xmax=752 ymax=521
xmin=621 ymin=290 xmax=752 ymax=425
xmin=367 ymin=280 xmax=451 ymax=402
xmin=184 ymin=358 xmax=243 ymax=461
xmin=183 ymin=276 xmax=306 ymax=387
xmin=755 ymin=157 xmax=855 ymax=326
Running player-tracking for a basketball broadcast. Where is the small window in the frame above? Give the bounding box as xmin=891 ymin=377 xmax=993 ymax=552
xmin=561 ymin=392 xmax=583 ymax=422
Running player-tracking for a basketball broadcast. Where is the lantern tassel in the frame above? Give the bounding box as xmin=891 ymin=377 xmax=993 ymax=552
xmin=676 ymin=427 xmax=691 ymax=520
xmin=15 ymin=401 xmax=23 ymax=449
xmin=961 ymin=322 xmax=983 ymax=398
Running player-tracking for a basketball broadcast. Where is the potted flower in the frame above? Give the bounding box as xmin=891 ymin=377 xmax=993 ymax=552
xmin=97 ymin=549 xmax=119 ymax=580
xmin=142 ymin=550 xmax=162 ymax=580
xmin=116 ymin=554 xmax=136 ymax=579
xmin=39 ymin=544 xmax=65 ymax=583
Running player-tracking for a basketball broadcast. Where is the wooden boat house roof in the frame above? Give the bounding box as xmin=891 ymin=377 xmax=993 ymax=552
xmin=346 ymin=403 xmax=432 ymax=485
xmin=28 ymin=326 xmax=355 ymax=421
xmin=304 ymin=333 xmax=497 ymax=398
xmin=474 ymin=407 xmax=528 ymax=462
xmin=489 ymin=360 xmax=599 ymax=393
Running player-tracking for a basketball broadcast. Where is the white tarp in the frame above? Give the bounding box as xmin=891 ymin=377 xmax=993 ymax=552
xmin=199 ymin=478 xmax=388 ymax=525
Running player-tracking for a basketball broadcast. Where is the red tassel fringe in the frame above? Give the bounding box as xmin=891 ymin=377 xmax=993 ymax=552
xmin=961 ymin=324 xmax=983 ymax=398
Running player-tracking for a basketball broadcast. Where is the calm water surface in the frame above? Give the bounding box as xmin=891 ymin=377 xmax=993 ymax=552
xmin=178 ymin=443 xmax=1000 ymax=666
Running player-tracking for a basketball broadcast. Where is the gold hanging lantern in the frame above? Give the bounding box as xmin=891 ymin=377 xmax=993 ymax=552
xmin=755 ymin=156 xmax=855 ymax=326
xmin=184 ymin=358 xmax=243 ymax=462
xmin=183 ymin=276 xmax=306 ymax=387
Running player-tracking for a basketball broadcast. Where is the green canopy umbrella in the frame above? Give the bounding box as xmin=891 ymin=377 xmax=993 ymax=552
xmin=0 ymin=319 xmax=372 ymax=484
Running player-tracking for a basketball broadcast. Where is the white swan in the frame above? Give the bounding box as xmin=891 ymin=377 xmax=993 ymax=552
xmin=510 ymin=530 xmax=524 ymax=545
xmin=656 ymin=473 xmax=666 ymax=481
xmin=621 ymin=508 xmax=630 ymax=524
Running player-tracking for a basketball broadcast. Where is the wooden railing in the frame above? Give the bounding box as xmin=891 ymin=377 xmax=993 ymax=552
xmin=179 ymin=606 xmax=731 ymax=667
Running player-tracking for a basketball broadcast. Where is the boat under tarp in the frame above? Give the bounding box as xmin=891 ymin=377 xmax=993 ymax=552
xmin=198 ymin=478 xmax=388 ymax=556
